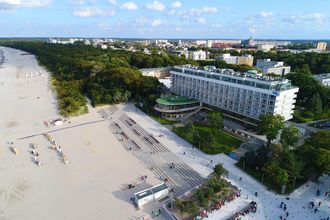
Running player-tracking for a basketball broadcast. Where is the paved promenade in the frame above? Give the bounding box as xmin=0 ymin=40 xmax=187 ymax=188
xmin=120 ymin=103 xmax=330 ymax=220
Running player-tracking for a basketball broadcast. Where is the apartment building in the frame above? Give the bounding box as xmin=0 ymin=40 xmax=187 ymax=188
xmin=218 ymin=54 xmax=254 ymax=66
xmin=314 ymin=73 xmax=330 ymax=87
xmin=190 ymin=50 xmax=207 ymax=60
xmin=170 ymin=66 xmax=299 ymax=121
xmin=256 ymin=59 xmax=291 ymax=75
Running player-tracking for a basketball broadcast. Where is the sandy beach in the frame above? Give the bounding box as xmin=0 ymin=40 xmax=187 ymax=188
xmin=0 ymin=47 xmax=164 ymax=220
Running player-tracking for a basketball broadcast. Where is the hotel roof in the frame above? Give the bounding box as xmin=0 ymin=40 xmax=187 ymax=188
xmin=156 ymin=95 xmax=199 ymax=106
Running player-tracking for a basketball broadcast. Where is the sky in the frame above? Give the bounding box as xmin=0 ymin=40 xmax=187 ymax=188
xmin=0 ymin=0 xmax=330 ymax=39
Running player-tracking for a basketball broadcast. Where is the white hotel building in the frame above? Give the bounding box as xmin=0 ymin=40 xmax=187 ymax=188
xmin=171 ymin=66 xmax=299 ymax=121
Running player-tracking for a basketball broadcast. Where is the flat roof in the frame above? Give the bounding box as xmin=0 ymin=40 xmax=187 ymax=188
xmin=156 ymin=95 xmax=200 ymax=105
xmin=134 ymin=183 xmax=169 ymax=200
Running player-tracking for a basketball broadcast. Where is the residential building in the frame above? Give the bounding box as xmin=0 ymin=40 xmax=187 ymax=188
xmin=196 ymin=40 xmax=207 ymax=46
xmin=170 ymin=65 xmax=299 ymax=121
xmin=190 ymin=50 xmax=207 ymax=60
xmin=314 ymin=73 xmax=330 ymax=87
xmin=317 ymin=42 xmax=327 ymax=51
xmin=207 ymin=40 xmax=241 ymax=48
xmin=257 ymin=44 xmax=275 ymax=52
xmin=218 ymin=54 xmax=254 ymax=66
xmin=256 ymin=59 xmax=291 ymax=75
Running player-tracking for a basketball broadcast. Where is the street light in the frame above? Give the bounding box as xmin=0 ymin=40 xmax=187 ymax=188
xmin=170 ymin=189 xmax=173 ymax=213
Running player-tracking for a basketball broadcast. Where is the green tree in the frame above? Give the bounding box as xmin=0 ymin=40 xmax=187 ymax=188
xmin=207 ymin=111 xmax=224 ymax=131
xmin=309 ymin=93 xmax=323 ymax=114
xmin=277 ymin=168 xmax=289 ymax=186
xmin=315 ymin=149 xmax=330 ymax=175
xmin=207 ymin=132 xmax=216 ymax=147
xmin=213 ymin=164 xmax=228 ymax=178
xmin=258 ymin=114 xmax=285 ymax=145
xmin=186 ymin=121 xmax=196 ymax=140
xmin=193 ymin=130 xmax=201 ymax=148
xmin=301 ymin=131 xmax=330 ymax=176
xmin=280 ymin=124 xmax=300 ymax=147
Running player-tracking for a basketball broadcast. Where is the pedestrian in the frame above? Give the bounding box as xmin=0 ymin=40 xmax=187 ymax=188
xmin=239 ymin=177 xmax=242 ymax=182
xmin=317 ymin=189 xmax=320 ymax=196
xmin=183 ymin=151 xmax=185 ymax=155
xmin=255 ymin=192 xmax=258 ymax=197
xmin=280 ymin=202 xmax=284 ymax=208
xmin=286 ymin=212 xmax=289 ymax=217
xmin=318 ymin=201 xmax=322 ymax=207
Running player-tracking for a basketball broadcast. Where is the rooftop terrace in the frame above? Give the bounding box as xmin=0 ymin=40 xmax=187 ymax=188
xmin=156 ymin=95 xmax=200 ymax=106
xmin=172 ymin=65 xmax=298 ymax=91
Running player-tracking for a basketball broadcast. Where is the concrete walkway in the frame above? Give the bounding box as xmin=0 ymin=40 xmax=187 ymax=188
xmin=121 ymin=103 xmax=330 ymax=220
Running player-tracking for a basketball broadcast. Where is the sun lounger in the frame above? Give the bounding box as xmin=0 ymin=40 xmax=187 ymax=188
xmin=11 ymin=147 xmax=19 ymax=155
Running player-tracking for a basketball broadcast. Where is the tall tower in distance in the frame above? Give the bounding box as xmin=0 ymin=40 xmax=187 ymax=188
xmin=317 ymin=42 xmax=327 ymax=51
xmin=248 ymin=35 xmax=255 ymax=47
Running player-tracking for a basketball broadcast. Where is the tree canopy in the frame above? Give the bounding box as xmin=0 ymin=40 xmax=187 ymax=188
xmin=258 ymin=114 xmax=285 ymax=145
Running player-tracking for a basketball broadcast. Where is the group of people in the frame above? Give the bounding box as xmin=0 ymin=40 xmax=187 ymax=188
xmin=169 ymin=162 xmax=176 ymax=169
xmin=279 ymin=201 xmax=289 ymax=220
xmin=192 ymin=190 xmax=242 ymax=220
xmin=232 ymin=201 xmax=257 ymax=220
xmin=151 ymin=209 xmax=161 ymax=217
xmin=44 ymin=133 xmax=69 ymax=165
xmin=140 ymin=175 xmax=148 ymax=182
xmin=30 ymin=148 xmax=42 ymax=166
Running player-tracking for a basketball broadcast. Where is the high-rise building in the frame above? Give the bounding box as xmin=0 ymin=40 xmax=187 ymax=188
xmin=256 ymin=59 xmax=291 ymax=75
xmin=317 ymin=42 xmax=327 ymax=51
xmin=170 ymin=66 xmax=299 ymax=121
xmin=218 ymin=54 xmax=254 ymax=66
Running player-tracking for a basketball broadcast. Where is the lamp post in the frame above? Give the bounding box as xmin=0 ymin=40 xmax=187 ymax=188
xmin=293 ymin=176 xmax=297 ymax=189
xmin=170 ymin=190 xmax=173 ymax=213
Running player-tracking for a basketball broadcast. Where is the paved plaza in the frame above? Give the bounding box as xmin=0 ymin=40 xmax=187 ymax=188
xmin=116 ymin=103 xmax=330 ymax=220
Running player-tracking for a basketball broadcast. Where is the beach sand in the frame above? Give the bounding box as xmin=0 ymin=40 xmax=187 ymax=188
xmin=0 ymin=47 xmax=163 ymax=220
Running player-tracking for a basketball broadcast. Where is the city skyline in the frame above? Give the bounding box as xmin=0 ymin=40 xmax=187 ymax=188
xmin=1 ymin=0 xmax=330 ymax=39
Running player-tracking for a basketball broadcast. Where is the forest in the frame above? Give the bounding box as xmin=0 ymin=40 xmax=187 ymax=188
xmin=0 ymin=41 xmax=192 ymax=116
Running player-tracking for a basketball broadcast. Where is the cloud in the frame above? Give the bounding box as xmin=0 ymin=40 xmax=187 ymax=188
xmin=282 ymin=13 xmax=326 ymax=24
xmin=151 ymin=19 xmax=162 ymax=27
xmin=201 ymin=6 xmax=217 ymax=13
xmin=196 ymin=17 xmax=206 ymax=24
xmin=146 ymin=1 xmax=165 ymax=11
xmin=247 ymin=11 xmax=274 ymax=21
xmin=178 ymin=6 xmax=218 ymax=20
xmin=134 ymin=16 xmax=149 ymax=27
xmin=171 ymin=1 xmax=181 ymax=9
xmin=260 ymin=11 xmax=273 ymax=18
xmin=0 ymin=0 xmax=51 ymax=10
xmin=73 ymin=7 xmax=116 ymax=17
xmin=175 ymin=27 xmax=183 ymax=32
xmin=97 ymin=22 xmax=112 ymax=30
xmin=121 ymin=1 xmax=138 ymax=10
xmin=109 ymin=0 xmax=116 ymax=5
xmin=211 ymin=23 xmax=223 ymax=28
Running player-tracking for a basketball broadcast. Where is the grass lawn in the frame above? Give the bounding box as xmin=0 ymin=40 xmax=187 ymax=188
xmin=173 ymin=122 xmax=243 ymax=154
